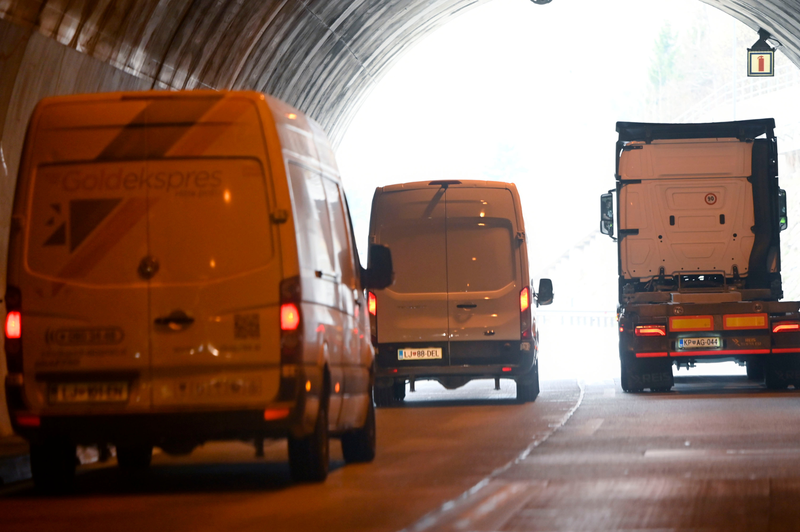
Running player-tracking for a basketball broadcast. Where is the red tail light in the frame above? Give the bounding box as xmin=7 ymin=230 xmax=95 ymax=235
xmin=519 ymin=287 xmax=530 ymax=313
xmin=773 ymin=321 xmax=800 ymax=333
xmin=280 ymin=303 xmax=300 ymax=331
xmin=5 ymin=311 xmax=20 ymax=339
xmin=368 ymin=291 xmax=377 ymax=316
xmin=635 ymin=325 xmax=666 ymax=337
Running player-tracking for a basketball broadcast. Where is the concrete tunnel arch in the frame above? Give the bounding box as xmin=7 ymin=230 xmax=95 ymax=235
xmin=0 ymin=0 xmax=799 ymax=432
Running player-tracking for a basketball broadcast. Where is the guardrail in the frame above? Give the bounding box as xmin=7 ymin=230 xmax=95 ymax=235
xmin=536 ymin=310 xmax=617 ymax=329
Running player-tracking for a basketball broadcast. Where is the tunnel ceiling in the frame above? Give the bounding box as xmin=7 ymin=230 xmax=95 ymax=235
xmin=1 ymin=0 xmax=800 ymax=146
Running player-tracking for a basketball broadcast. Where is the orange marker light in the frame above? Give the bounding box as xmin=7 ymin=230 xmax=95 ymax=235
xmin=773 ymin=321 xmax=800 ymax=333
xmin=368 ymin=291 xmax=377 ymax=316
xmin=519 ymin=287 xmax=530 ymax=313
xmin=280 ymin=303 xmax=300 ymax=331
xmin=264 ymin=409 xmax=290 ymax=421
xmin=635 ymin=325 xmax=666 ymax=337
xmin=5 ymin=311 xmax=21 ymax=339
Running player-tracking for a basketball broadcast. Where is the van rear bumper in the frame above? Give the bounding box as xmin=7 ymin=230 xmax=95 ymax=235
xmin=12 ymin=403 xmax=303 ymax=446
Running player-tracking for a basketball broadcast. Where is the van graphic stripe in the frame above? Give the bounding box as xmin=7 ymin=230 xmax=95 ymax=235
xmin=165 ymin=98 xmax=255 ymax=157
xmin=70 ymin=198 xmax=123 ymax=252
xmin=53 ymin=197 xmax=153 ymax=293
xmin=97 ymin=96 xmax=225 ymax=161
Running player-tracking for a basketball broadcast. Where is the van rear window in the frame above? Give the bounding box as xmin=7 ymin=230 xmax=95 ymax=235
xmin=27 ymin=158 xmax=273 ymax=285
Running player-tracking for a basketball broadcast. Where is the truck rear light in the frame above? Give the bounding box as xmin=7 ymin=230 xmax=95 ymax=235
xmin=773 ymin=321 xmax=800 ymax=333
xmin=263 ymin=408 xmax=290 ymax=421
xmin=368 ymin=291 xmax=377 ymax=316
xmin=635 ymin=325 xmax=666 ymax=336
xmin=5 ymin=311 xmax=20 ymax=339
xmin=519 ymin=287 xmax=530 ymax=312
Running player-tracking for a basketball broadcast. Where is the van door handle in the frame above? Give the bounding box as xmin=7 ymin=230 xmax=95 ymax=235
xmin=315 ymin=270 xmax=338 ymax=281
xmin=457 ymin=304 xmax=477 ymax=309
xmin=155 ymin=311 xmax=195 ymax=331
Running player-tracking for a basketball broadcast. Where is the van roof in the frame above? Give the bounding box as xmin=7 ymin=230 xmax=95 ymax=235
xmin=376 ymin=179 xmax=518 ymax=194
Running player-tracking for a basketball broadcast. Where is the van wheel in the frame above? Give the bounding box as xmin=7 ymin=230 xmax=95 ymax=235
xmin=516 ymin=368 xmax=540 ymax=403
xmin=30 ymin=441 xmax=76 ymax=493
xmin=341 ymin=398 xmax=376 ymax=463
xmin=288 ymin=397 xmax=329 ymax=482
xmin=373 ymin=380 xmax=394 ymax=407
xmin=393 ymin=380 xmax=406 ymax=401
xmin=116 ymin=444 xmax=153 ymax=471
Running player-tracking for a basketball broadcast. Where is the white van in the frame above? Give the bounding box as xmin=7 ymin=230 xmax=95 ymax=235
xmin=3 ymin=90 xmax=392 ymax=490
xmin=367 ymin=180 xmax=552 ymax=404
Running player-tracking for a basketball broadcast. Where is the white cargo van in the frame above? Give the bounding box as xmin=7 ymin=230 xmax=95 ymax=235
xmin=367 ymin=180 xmax=552 ymax=404
xmin=3 ymin=90 xmax=392 ymax=490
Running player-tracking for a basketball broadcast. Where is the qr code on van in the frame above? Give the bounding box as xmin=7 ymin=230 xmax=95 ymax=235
xmin=234 ymin=314 xmax=260 ymax=339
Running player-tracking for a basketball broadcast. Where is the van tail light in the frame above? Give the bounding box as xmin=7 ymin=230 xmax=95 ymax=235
xmin=4 ymin=285 xmax=22 ymax=374
xmin=635 ymin=325 xmax=667 ymax=337
xmin=5 ymin=311 xmax=20 ymax=339
xmin=368 ymin=291 xmax=378 ymax=346
xmin=773 ymin=321 xmax=800 ymax=333
xmin=520 ymin=287 xmax=532 ymax=340
xmin=280 ymin=304 xmax=300 ymax=331
xmin=519 ymin=287 xmax=530 ymax=313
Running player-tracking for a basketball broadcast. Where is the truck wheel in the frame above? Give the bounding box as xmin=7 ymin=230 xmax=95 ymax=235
xmin=288 ymin=396 xmax=329 ymax=482
xmin=393 ymin=379 xmax=406 ymax=401
xmin=341 ymin=398 xmax=376 ymax=463
xmin=516 ymin=366 xmax=540 ymax=403
xmin=30 ymin=441 xmax=77 ymax=493
xmin=620 ymin=358 xmax=643 ymax=393
xmin=746 ymin=359 xmax=765 ymax=381
xmin=116 ymin=444 xmax=153 ymax=471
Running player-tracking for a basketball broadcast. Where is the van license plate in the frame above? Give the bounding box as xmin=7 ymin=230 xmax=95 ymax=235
xmin=398 ymin=348 xmax=442 ymax=360
xmin=48 ymin=382 xmax=129 ymax=404
xmin=678 ymin=337 xmax=721 ymax=349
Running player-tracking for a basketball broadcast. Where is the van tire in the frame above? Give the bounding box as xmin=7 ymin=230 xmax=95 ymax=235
xmin=393 ymin=380 xmax=406 ymax=401
xmin=288 ymin=397 xmax=329 ymax=482
xmin=116 ymin=444 xmax=153 ymax=470
xmin=341 ymin=398 xmax=376 ymax=463
xmin=516 ymin=369 xmax=540 ymax=403
xmin=30 ymin=441 xmax=76 ymax=493
xmin=373 ymin=380 xmax=395 ymax=407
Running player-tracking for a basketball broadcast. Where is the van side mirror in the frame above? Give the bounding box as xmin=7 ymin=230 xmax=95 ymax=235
xmin=536 ymin=278 xmax=553 ymax=307
xmin=600 ymin=193 xmax=614 ymax=237
xmin=778 ymin=189 xmax=788 ymax=231
xmin=363 ymin=244 xmax=394 ymax=289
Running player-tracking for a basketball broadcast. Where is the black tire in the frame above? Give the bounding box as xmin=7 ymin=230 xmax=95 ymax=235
xmin=30 ymin=442 xmax=77 ymax=493
xmin=373 ymin=384 xmax=394 ymax=407
xmin=116 ymin=444 xmax=153 ymax=471
xmin=392 ymin=380 xmax=406 ymax=401
xmin=746 ymin=359 xmax=765 ymax=381
xmin=341 ymin=398 xmax=376 ymax=463
xmin=516 ymin=366 xmax=540 ymax=403
xmin=620 ymin=358 xmax=643 ymax=393
xmin=288 ymin=396 xmax=329 ymax=482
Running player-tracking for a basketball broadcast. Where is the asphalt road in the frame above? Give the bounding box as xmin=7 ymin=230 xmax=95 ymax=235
xmin=4 ymin=371 xmax=800 ymax=532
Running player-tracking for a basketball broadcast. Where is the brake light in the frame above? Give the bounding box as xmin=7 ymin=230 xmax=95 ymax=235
xmin=368 ymin=291 xmax=377 ymax=316
xmin=773 ymin=321 xmax=800 ymax=333
xmin=280 ymin=303 xmax=300 ymax=331
xmin=635 ymin=325 xmax=666 ymax=337
xmin=5 ymin=311 xmax=20 ymax=339
xmin=519 ymin=287 xmax=530 ymax=313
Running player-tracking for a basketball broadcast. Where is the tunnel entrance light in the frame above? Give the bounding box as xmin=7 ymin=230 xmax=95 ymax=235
xmin=748 ymin=29 xmax=775 ymax=77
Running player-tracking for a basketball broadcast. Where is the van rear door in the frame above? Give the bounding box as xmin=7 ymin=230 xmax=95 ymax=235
xmin=373 ymin=187 xmax=449 ymax=353
xmin=445 ymin=187 xmax=521 ymax=351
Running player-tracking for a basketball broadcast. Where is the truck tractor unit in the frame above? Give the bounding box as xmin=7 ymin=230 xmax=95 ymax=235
xmin=601 ymin=119 xmax=800 ymax=392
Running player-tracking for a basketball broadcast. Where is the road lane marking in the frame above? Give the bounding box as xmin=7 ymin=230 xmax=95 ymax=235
xmin=403 ymin=381 xmax=585 ymax=532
